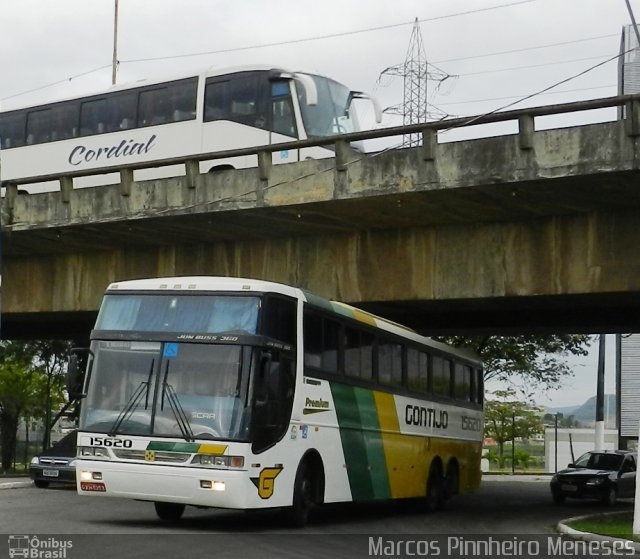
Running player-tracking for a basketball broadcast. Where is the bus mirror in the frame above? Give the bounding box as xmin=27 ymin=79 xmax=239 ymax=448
xmin=293 ymin=73 xmax=318 ymax=106
xmin=349 ymin=91 xmax=383 ymax=123
xmin=66 ymin=348 xmax=89 ymax=400
xmin=268 ymin=70 xmax=318 ymax=106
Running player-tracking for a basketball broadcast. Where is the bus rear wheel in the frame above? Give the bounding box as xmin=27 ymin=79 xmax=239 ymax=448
xmin=424 ymin=462 xmax=444 ymax=513
xmin=154 ymin=501 xmax=185 ymax=521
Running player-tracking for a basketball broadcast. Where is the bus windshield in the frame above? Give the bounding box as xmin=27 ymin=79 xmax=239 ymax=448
xmin=80 ymin=341 xmax=254 ymax=441
xmin=296 ymin=75 xmax=361 ymax=138
xmin=95 ymin=294 xmax=260 ymax=333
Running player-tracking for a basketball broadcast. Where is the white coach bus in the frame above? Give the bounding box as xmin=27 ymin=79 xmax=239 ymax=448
xmin=0 ymin=66 xmax=381 ymax=190
xmin=68 ymin=276 xmax=484 ymax=526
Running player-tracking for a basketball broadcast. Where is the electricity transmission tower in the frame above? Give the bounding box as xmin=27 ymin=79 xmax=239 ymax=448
xmin=380 ymin=18 xmax=451 ymax=147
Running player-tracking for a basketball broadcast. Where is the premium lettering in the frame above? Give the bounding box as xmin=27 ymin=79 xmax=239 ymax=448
xmin=305 ymin=397 xmax=329 ymax=409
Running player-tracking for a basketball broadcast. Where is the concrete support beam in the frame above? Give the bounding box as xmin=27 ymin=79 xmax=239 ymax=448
xmin=4 ymin=210 xmax=640 ymax=319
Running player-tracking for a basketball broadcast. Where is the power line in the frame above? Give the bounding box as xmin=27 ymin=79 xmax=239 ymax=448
xmin=432 ymin=33 xmax=618 ymax=65
xmin=1 ymin=65 xmax=111 ymax=103
xmin=436 ymin=84 xmax=616 ymax=107
xmin=439 ymin=49 xmax=630 ymax=134
xmin=459 ymin=54 xmax=616 ymax=77
xmin=120 ymin=0 xmax=539 ymax=65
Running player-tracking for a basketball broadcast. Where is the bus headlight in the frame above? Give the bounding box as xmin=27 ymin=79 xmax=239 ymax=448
xmin=78 ymin=446 xmax=110 ymax=459
xmin=192 ymin=455 xmax=244 ymax=468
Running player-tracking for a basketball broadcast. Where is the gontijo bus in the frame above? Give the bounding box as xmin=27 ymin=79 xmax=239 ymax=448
xmin=68 ymin=277 xmax=483 ymax=526
xmin=0 ymin=65 xmax=381 ymax=191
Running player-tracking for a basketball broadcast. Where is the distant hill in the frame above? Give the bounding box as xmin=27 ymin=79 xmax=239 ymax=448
xmin=546 ymin=404 xmax=580 ymax=416
xmin=544 ymin=395 xmax=616 ymax=427
xmin=572 ymin=394 xmax=616 ymax=422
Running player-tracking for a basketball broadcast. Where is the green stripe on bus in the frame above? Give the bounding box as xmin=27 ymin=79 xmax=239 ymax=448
xmin=147 ymin=441 xmax=199 ymax=453
xmin=330 ymin=383 xmax=391 ymax=501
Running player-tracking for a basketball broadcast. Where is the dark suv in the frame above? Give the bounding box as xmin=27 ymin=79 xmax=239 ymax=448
xmin=29 ymin=430 xmax=77 ymax=488
xmin=550 ymin=450 xmax=636 ymax=506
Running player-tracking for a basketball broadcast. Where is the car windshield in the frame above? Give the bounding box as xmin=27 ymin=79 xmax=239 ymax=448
xmin=574 ymin=452 xmax=624 ymax=471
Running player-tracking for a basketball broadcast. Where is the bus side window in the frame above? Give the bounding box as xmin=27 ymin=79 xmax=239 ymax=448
xmin=454 ymin=364 xmax=472 ymax=402
xmin=81 ymin=99 xmax=106 ymax=136
xmin=407 ymin=348 xmax=429 ymax=392
xmin=378 ymin=340 xmax=402 ymax=387
xmin=167 ymin=78 xmax=197 ymax=122
xmin=303 ymin=310 xmax=339 ymax=374
xmin=51 ymin=102 xmax=79 ymax=141
xmin=475 ymin=369 xmax=484 ymax=405
xmin=204 ymin=80 xmax=229 ymax=121
xmin=0 ymin=112 xmax=26 ymax=148
xmin=433 ymin=355 xmax=451 ymax=397
xmin=138 ymin=87 xmax=168 ymax=127
xmin=26 ymin=109 xmax=52 ymax=144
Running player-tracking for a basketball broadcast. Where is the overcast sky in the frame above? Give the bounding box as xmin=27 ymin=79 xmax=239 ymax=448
xmin=1 ymin=0 xmax=634 ymax=407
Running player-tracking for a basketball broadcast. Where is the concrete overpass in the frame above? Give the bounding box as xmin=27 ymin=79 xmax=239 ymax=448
xmin=3 ymin=96 xmax=640 ymax=339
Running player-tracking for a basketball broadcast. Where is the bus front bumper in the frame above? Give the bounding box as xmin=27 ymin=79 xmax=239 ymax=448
xmin=76 ymin=459 xmax=250 ymax=509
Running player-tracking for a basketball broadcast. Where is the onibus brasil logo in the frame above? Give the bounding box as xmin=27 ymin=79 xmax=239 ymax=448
xmin=8 ymin=536 xmax=73 ymax=558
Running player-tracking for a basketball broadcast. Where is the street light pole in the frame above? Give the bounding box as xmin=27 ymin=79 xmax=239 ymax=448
xmin=112 ymin=0 xmax=119 ymax=85
xmin=595 ymin=334 xmax=606 ymax=451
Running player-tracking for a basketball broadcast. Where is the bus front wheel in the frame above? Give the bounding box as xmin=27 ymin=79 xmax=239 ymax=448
xmin=284 ymin=463 xmax=316 ymax=527
xmin=154 ymin=501 xmax=185 ymax=521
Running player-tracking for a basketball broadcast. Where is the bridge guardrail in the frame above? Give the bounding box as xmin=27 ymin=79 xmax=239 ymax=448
xmin=3 ymin=94 xmax=640 ymax=209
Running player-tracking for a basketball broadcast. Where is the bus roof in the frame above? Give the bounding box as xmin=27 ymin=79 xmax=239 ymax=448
xmin=0 ymin=65 xmax=331 ymax=114
xmin=105 ymin=276 xmax=481 ymax=365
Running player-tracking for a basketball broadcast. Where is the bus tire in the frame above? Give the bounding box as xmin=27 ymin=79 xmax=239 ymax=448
xmin=424 ymin=461 xmax=444 ymax=513
xmin=444 ymin=461 xmax=459 ymax=501
xmin=284 ymin=462 xmax=316 ymax=528
xmin=154 ymin=501 xmax=185 ymax=521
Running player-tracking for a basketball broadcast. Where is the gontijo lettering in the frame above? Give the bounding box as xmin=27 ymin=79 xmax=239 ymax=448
xmin=68 ymin=135 xmax=156 ymax=166
xmin=405 ymin=405 xmax=448 ymax=429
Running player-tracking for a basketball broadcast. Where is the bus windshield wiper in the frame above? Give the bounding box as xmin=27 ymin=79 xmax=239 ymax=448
xmin=161 ymin=362 xmax=195 ymax=442
xmin=108 ymin=359 xmax=154 ymax=436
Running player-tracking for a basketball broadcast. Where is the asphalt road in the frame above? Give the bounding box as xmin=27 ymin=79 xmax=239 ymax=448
xmin=0 ymin=476 xmax=633 ymax=558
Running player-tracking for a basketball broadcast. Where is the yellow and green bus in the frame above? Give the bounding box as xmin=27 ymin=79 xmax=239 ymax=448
xmin=70 ymin=276 xmax=483 ymax=526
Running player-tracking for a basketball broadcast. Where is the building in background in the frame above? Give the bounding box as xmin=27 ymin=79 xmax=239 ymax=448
xmin=545 ymin=428 xmax=618 ymax=474
xmin=618 ymin=24 xmax=640 ymax=118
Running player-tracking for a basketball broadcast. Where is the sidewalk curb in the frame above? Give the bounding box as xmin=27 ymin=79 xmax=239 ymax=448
xmin=0 ymin=480 xmax=33 ymax=490
xmin=557 ymin=511 xmax=640 ymax=551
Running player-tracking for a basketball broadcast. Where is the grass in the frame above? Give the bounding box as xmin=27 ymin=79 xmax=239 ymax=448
xmin=566 ymin=512 xmax=640 ymax=541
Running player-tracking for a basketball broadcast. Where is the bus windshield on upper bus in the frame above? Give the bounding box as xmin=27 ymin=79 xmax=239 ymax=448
xmin=0 ymin=66 xmax=381 ymax=191
xmin=69 ymin=277 xmax=484 ymax=527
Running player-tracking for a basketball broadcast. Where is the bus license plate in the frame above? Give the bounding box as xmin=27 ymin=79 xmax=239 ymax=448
xmin=42 ymin=469 xmax=59 ymax=477
xmin=80 ymin=481 xmax=106 ymax=492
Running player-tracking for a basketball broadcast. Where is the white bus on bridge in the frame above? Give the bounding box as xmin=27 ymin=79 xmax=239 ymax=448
xmin=0 ymin=66 xmax=381 ymax=191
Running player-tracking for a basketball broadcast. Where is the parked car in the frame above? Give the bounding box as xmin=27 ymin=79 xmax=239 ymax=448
xmin=29 ymin=430 xmax=77 ymax=488
xmin=550 ymin=450 xmax=637 ymax=506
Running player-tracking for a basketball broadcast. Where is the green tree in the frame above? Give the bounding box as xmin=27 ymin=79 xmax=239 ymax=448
xmin=433 ymin=334 xmax=590 ymax=390
xmin=30 ymin=340 xmax=74 ymax=448
xmin=484 ymin=389 xmax=543 ymax=462
xmin=0 ymin=342 xmax=39 ymax=471
xmin=0 ymin=340 xmax=72 ymax=471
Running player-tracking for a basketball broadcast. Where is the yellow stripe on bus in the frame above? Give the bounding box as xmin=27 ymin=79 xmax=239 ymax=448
xmin=373 ymin=391 xmax=427 ymax=499
xmin=197 ymin=444 xmax=228 ymax=455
